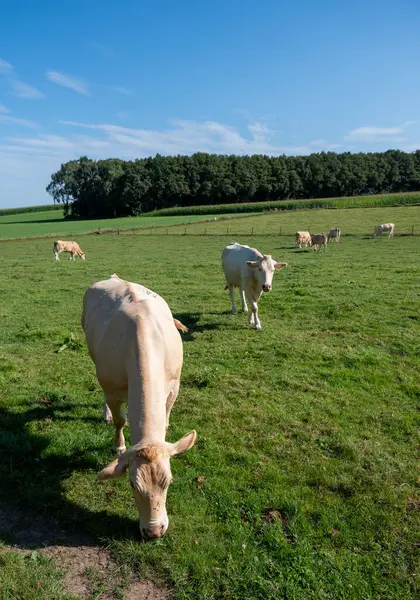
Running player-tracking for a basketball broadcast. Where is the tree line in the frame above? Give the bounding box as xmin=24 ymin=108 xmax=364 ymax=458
xmin=46 ymin=150 xmax=420 ymax=219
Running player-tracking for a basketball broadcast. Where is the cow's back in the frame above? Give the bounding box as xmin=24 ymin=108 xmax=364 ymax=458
xmin=82 ymin=276 xmax=182 ymax=394
xmin=222 ymin=242 xmax=262 ymax=286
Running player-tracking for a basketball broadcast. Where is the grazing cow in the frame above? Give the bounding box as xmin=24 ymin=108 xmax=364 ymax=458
xmin=81 ymin=274 xmax=195 ymax=539
xmin=311 ymin=233 xmax=328 ymax=252
xmin=53 ymin=240 xmax=86 ymax=261
xmin=327 ymin=227 xmax=341 ymax=243
xmin=222 ymin=242 xmax=288 ymax=330
xmin=295 ymin=231 xmax=312 ymax=248
xmin=373 ymin=223 xmax=395 ymax=238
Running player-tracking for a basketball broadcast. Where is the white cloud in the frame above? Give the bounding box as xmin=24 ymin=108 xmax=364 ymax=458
xmin=11 ymin=80 xmax=45 ymax=99
xmin=310 ymin=139 xmax=342 ymax=150
xmin=0 ymin=104 xmax=10 ymax=113
xmin=58 ymin=118 xmax=309 ymax=156
xmin=248 ymin=122 xmax=273 ymax=144
xmin=117 ymin=111 xmax=129 ymax=120
xmin=112 ymin=86 xmax=132 ymax=95
xmin=0 ymin=115 xmax=39 ymax=128
xmin=346 ymin=121 xmax=418 ymax=143
xmin=46 ymin=71 xmax=89 ymax=96
xmin=0 ymin=58 xmax=13 ymax=73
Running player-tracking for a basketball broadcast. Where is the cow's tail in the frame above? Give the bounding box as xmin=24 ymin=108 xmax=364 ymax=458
xmin=53 ymin=241 xmax=58 ymax=254
xmin=173 ymin=318 xmax=189 ymax=334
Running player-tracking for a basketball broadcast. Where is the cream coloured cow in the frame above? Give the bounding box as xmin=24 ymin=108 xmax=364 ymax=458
xmin=53 ymin=240 xmax=86 ymax=261
xmin=81 ymin=274 xmax=195 ymax=539
xmin=311 ymin=233 xmax=328 ymax=252
xmin=222 ymin=242 xmax=288 ymax=330
xmin=295 ymin=231 xmax=312 ymax=248
xmin=327 ymin=227 xmax=341 ymax=243
xmin=372 ymin=223 xmax=395 ymax=238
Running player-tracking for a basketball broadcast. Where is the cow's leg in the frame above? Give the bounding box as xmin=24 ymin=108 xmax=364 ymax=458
xmin=166 ymin=380 xmax=180 ymax=430
xmin=250 ymin=301 xmax=261 ymax=330
xmin=105 ymin=394 xmax=127 ymax=454
xmin=228 ymin=284 xmax=237 ymax=314
xmin=55 ymin=252 xmax=60 ymax=261
xmin=103 ymin=397 xmax=113 ymax=423
xmin=240 ymin=288 xmax=248 ymax=312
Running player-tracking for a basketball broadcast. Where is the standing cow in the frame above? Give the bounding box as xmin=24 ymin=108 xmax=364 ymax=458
xmin=222 ymin=242 xmax=288 ymax=330
xmin=53 ymin=240 xmax=86 ymax=261
xmin=327 ymin=227 xmax=341 ymax=243
xmin=311 ymin=233 xmax=328 ymax=252
xmin=372 ymin=223 xmax=395 ymax=238
xmin=295 ymin=231 xmax=312 ymax=248
xmin=82 ymin=274 xmax=195 ymax=539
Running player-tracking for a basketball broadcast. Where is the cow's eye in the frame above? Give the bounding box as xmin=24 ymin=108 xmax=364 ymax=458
xmin=258 ymin=268 xmax=262 ymax=272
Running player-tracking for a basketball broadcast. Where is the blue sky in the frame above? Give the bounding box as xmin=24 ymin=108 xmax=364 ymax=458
xmin=1 ymin=0 xmax=419 ymax=207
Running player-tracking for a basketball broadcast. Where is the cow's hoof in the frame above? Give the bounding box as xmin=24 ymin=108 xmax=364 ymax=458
xmin=105 ymin=417 xmax=113 ymax=424
xmin=242 ymin=308 xmax=248 ymax=313
xmin=231 ymin=308 xmax=237 ymax=314
xmin=254 ymin=324 xmax=262 ymax=330
xmin=113 ymin=446 xmax=126 ymax=455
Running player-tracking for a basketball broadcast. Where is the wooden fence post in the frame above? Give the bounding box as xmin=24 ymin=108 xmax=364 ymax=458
xmin=251 ymin=227 xmax=254 ymax=235
xmin=412 ymin=225 xmax=414 ymax=236
xmin=204 ymin=228 xmax=207 ymax=236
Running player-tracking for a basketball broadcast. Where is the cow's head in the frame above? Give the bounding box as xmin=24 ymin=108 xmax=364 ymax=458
xmin=246 ymin=255 xmax=288 ymax=292
xmin=80 ymin=252 xmax=86 ymax=261
xmin=99 ymin=430 xmax=196 ymax=539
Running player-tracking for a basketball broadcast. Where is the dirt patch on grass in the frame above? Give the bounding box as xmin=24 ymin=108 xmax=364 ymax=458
xmin=0 ymin=505 xmax=170 ymax=599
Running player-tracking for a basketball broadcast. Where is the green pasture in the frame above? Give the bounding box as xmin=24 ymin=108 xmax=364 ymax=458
xmin=0 ymin=211 xmax=418 ymax=599
xmin=0 ymin=209 xmax=238 ymax=240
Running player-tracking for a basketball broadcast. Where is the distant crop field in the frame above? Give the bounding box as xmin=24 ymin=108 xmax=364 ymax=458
xmin=0 ymin=209 xmax=240 ymax=240
xmin=0 ymin=208 xmax=418 ymax=598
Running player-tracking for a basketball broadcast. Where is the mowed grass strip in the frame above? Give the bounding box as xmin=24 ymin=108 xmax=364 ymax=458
xmin=0 ymin=209 xmax=241 ymax=240
xmin=0 ymin=225 xmax=418 ymax=599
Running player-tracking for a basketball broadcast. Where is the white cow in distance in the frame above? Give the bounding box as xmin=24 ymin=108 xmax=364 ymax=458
xmin=53 ymin=240 xmax=86 ymax=261
xmin=222 ymin=242 xmax=288 ymax=330
xmin=82 ymin=273 xmax=195 ymax=539
xmin=295 ymin=231 xmax=312 ymax=248
xmin=327 ymin=227 xmax=341 ymax=243
xmin=373 ymin=223 xmax=395 ymax=238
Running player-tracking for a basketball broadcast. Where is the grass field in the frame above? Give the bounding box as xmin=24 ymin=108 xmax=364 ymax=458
xmin=0 ymin=209 xmax=419 ymax=599
xmin=0 ymin=209 xmax=240 ymax=240
xmin=143 ymin=205 xmax=420 ymax=237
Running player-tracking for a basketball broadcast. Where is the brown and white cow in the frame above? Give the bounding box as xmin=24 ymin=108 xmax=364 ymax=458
xmin=53 ymin=240 xmax=86 ymax=261
xmin=295 ymin=231 xmax=312 ymax=248
xmin=372 ymin=223 xmax=395 ymax=238
xmin=327 ymin=227 xmax=341 ymax=243
xmin=82 ymin=274 xmax=195 ymax=539
xmin=222 ymin=242 xmax=288 ymax=330
xmin=311 ymin=233 xmax=328 ymax=252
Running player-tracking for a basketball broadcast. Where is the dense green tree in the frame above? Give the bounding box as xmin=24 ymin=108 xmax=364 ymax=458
xmin=46 ymin=149 xmax=420 ymax=219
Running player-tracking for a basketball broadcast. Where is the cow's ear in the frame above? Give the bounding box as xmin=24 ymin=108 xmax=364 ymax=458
xmin=246 ymin=261 xmax=258 ymax=268
xmin=168 ymin=430 xmax=197 ymax=455
xmin=274 ymin=262 xmax=288 ymax=270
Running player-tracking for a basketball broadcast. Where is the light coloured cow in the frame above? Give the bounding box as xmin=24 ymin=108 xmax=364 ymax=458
xmin=81 ymin=273 xmax=195 ymax=539
xmin=295 ymin=231 xmax=312 ymax=248
xmin=311 ymin=233 xmax=328 ymax=252
xmin=53 ymin=240 xmax=86 ymax=261
xmin=372 ymin=223 xmax=395 ymax=238
xmin=222 ymin=242 xmax=288 ymax=330
xmin=327 ymin=227 xmax=341 ymax=243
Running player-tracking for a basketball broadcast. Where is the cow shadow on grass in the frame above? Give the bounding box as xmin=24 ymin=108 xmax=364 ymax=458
xmin=173 ymin=312 xmax=222 ymax=342
xmin=0 ymin=398 xmax=142 ymax=550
